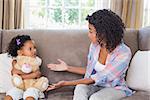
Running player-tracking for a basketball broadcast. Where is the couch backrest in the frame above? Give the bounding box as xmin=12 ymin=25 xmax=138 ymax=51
xmin=138 ymin=26 xmax=150 ymax=50
xmin=1 ymin=29 xmax=90 ymax=82
xmin=124 ymin=29 xmax=139 ymax=55
xmin=1 ymin=29 xmax=140 ymax=82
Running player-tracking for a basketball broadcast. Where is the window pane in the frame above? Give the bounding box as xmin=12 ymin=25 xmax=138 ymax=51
xmin=49 ymin=0 xmax=62 ymax=6
xmin=28 ymin=7 xmax=46 ymax=28
xmin=64 ymin=0 xmax=79 ymax=7
xmin=48 ymin=8 xmax=62 ymax=24
xmin=81 ymin=0 xmax=95 ymax=7
xmin=143 ymin=0 xmax=150 ymax=27
xmin=81 ymin=9 xmax=94 ymax=25
xmin=24 ymin=0 xmax=111 ymax=29
xmin=29 ymin=0 xmax=46 ymax=7
xmin=64 ymin=9 xmax=79 ymax=25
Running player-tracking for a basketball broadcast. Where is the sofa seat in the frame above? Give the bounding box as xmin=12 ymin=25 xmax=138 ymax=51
xmin=0 ymin=91 xmax=149 ymax=100
xmin=122 ymin=91 xmax=150 ymax=100
xmin=47 ymin=88 xmax=73 ymax=100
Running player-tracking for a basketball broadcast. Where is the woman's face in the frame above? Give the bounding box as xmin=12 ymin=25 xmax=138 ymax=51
xmin=88 ymin=23 xmax=97 ymax=43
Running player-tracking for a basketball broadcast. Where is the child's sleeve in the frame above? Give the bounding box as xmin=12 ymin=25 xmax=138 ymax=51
xmin=36 ymin=56 xmax=42 ymax=66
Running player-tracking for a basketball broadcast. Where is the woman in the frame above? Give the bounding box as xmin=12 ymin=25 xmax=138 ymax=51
xmin=47 ymin=9 xmax=133 ymax=100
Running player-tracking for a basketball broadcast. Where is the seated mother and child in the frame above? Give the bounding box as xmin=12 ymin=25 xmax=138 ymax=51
xmin=5 ymin=9 xmax=133 ymax=100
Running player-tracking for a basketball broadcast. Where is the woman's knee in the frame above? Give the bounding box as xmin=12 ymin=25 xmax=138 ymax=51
xmin=74 ymin=84 xmax=88 ymax=94
xmin=89 ymin=94 xmax=101 ymax=100
xmin=73 ymin=84 xmax=89 ymax=100
xmin=89 ymin=94 xmax=111 ymax=100
xmin=89 ymin=88 xmax=126 ymax=100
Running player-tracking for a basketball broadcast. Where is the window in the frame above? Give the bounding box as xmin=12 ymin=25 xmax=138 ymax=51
xmin=143 ymin=0 xmax=150 ymax=27
xmin=24 ymin=0 xmax=110 ymax=29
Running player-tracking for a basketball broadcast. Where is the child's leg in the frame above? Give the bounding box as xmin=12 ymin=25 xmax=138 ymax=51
xmin=4 ymin=95 xmax=13 ymax=100
xmin=26 ymin=96 xmax=34 ymax=100
xmin=5 ymin=87 xmax=24 ymax=100
xmin=33 ymin=77 xmax=49 ymax=91
xmin=23 ymin=87 xmax=41 ymax=100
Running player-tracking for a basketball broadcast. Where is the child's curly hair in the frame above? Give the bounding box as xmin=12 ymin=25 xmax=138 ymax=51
xmin=86 ymin=9 xmax=125 ymax=52
xmin=7 ymin=35 xmax=31 ymax=57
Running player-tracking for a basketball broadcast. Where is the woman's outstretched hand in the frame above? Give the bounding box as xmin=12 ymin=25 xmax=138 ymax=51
xmin=47 ymin=59 xmax=68 ymax=71
xmin=46 ymin=81 xmax=66 ymax=91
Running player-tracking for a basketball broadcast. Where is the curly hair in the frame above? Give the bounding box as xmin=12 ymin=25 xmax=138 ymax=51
xmin=7 ymin=35 xmax=31 ymax=57
xmin=86 ymin=9 xmax=125 ymax=52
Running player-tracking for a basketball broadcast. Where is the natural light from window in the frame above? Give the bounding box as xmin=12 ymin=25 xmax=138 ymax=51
xmin=24 ymin=0 xmax=150 ymax=29
xmin=24 ymin=0 xmax=110 ymax=29
xmin=143 ymin=0 xmax=150 ymax=27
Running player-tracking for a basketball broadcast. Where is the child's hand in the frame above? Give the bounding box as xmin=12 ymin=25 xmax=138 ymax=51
xmin=11 ymin=67 xmax=26 ymax=75
xmin=47 ymin=59 xmax=68 ymax=71
xmin=20 ymin=70 xmax=41 ymax=79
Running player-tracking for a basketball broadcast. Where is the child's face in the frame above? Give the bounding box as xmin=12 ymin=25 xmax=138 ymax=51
xmin=19 ymin=40 xmax=37 ymax=57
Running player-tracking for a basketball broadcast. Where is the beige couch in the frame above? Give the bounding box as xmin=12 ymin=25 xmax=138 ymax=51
xmin=0 ymin=27 xmax=150 ymax=100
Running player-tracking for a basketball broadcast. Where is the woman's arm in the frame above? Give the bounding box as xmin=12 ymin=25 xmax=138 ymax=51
xmin=63 ymin=78 xmax=94 ymax=86
xmin=47 ymin=78 xmax=94 ymax=91
xmin=66 ymin=66 xmax=86 ymax=75
xmin=47 ymin=59 xmax=86 ymax=75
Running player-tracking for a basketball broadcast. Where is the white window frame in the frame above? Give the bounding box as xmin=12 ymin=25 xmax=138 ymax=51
xmin=24 ymin=0 xmax=110 ymax=29
xmin=143 ymin=0 xmax=150 ymax=27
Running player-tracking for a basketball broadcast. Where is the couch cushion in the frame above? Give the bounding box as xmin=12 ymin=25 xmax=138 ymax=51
xmin=1 ymin=29 xmax=90 ymax=83
xmin=47 ymin=86 xmax=74 ymax=100
xmin=0 ymin=53 xmax=13 ymax=93
xmin=47 ymin=92 xmax=73 ymax=100
xmin=122 ymin=91 xmax=150 ymax=100
xmin=124 ymin=29 xmax=139 ymax=55
xmin=138 ymin=26 xmax=150 ymax=50
xmin=126 ymin=51 xmax=150 ymax=92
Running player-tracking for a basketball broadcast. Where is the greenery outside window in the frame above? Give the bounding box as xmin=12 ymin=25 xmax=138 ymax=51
xmin=24 ymin=0 xmax=110 ymax=29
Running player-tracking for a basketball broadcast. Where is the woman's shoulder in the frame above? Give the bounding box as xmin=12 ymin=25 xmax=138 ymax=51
xmin=89 ymin=43 xmax=99 ymax=50
xmin=120 ymin=43 xmax=131 ymax=52
xmin=117 ymin=43 xmax=132 ymax=56
xmin=111 ymin=43 xmax=131 ymax=55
